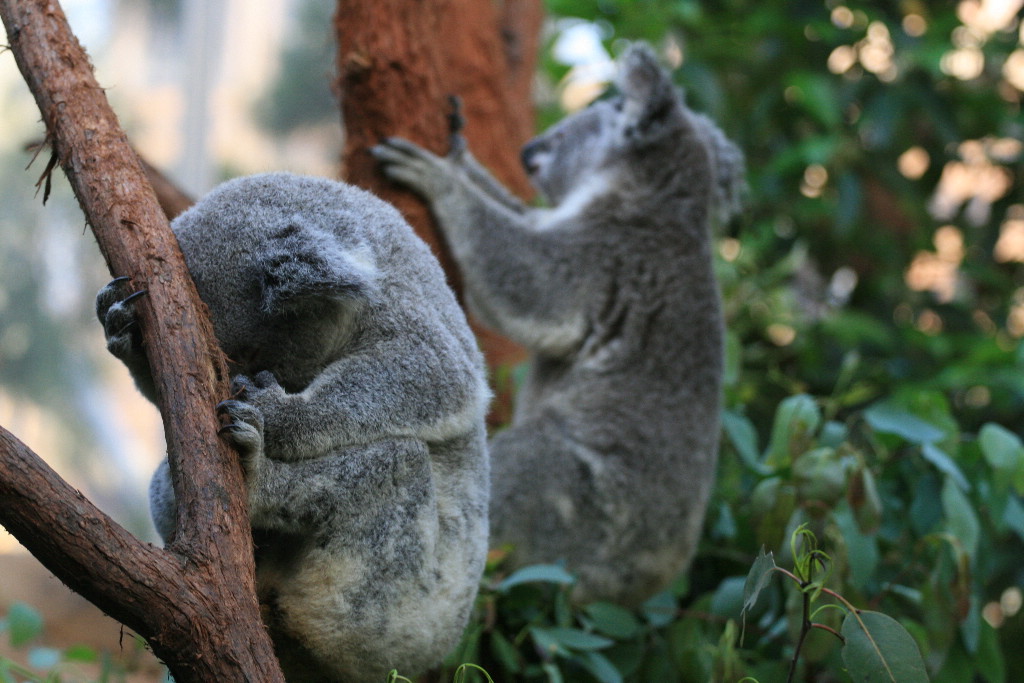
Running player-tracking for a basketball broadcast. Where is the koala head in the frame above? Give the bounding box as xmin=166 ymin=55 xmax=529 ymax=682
xmin=520 ymin=43 xmax=681 ymax=205
xmin=521 ymin=44 xmax=744 ymax=225
xmin=172 ymin=173 xmax=382 ymax=392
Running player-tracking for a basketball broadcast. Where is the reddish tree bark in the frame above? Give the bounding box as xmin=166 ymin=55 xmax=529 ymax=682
xmin=335 ymin=0 xmax=542 ymax=421
xmin=0 ymin=1 xmax=283 ymax=680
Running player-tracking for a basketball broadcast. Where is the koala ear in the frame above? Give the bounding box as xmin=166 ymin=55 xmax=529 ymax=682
xmin=258 ymin=223 xmax=379 ymax=314
xmin=690 ymin=112 xmax=748 ymax=225
xmin=615 ymin=43 xmax=678 ymax=140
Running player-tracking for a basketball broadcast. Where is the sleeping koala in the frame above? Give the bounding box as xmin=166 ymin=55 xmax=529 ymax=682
xmin=374 ymin=44 xmax=744 ymax=606
xmin=96 ymin=173 xmax=491 ymax=682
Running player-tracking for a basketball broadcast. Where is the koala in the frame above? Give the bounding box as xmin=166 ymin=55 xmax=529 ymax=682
xmin=374 ymin=44 xmax=744 ymax=607
xmin=95 ymin=173 xmax=491 ymax=682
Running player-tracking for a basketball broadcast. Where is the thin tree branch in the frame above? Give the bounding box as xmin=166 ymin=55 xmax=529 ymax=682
xmin=138 ymin=155 xmax=195 ymax=220
xmin=0 ymin=0 xmax=282 ymax=679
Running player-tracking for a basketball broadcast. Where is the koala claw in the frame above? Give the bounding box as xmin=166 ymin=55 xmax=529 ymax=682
xmin=216 ymin=398 xmax=264 ymax=462
xmin=95 ymin=275 xmax=133 ymax=321
xmin=446 ymin=95 xmax=468 ymax=158
xmin=96 ymin=278 xmax=148 ymax=361
xmin=372 ymin=138 xmax=449 ymax=198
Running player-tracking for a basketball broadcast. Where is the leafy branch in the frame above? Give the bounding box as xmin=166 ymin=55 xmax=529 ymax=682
xmin=742 ymin=526 xmax=929 ymax=682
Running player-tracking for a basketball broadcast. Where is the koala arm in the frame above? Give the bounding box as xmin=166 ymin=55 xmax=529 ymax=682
xmin=214 ymin=398 xmax=434 ymax=535
xmin=233 ymin=335 xmax=482 ymax=463
xmin=448 ymin=140 xmax=530 ymax=216
xmin=374 ymin=139 xmax=589 ymax=356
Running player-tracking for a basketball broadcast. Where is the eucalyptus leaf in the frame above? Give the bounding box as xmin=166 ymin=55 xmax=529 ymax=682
xmin=840 ymin=610 xmax=928 ymax=682
xmin=531 ymin=627 xmax=614 ymax=652
xmin=742 ymin=547 xmax=777 ymax=615
xmin=498 ymin=564 xmax=576 ymax=591
xmin=583 ymin=602 xmax=641 ymax=639
xmin=921 ymin=443 xmax=970 ymax=492
xmin=764 ymin=394 xmax=821 ymax=467
xmin=641 ymin=591 xmax=677 ymax=628
xmin=575 ymin=650 xmax=624 ymax=683
xmin=6 ymin=602 xmax=43 ymax=648
xmin=941 ymin=477 xmax=980 ymax=562
xmin=721 ymin=409 xmax=769 ymax=474
xmin=979 ymin=423 xmax=1024 ymax=492
xmin=863 ymin=402 xmax=944 ymax=445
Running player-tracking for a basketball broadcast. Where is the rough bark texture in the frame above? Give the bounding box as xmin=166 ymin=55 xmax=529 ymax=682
xmin=0 ymin=1 xmax=283 ymax=680
xmin=335 ymin=0 xmax=541 ymax=421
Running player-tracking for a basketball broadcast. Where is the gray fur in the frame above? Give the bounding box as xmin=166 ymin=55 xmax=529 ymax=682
xmin=96 ymin=173 xmax=491 ymax=682
xmin=374 ymin=44 xmax=744 ymax=606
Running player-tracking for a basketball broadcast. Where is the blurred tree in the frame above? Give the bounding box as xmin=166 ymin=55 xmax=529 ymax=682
xmin=256 ymin=0 xmax=337 ymax=135
xmin=335 ymin=0 xmax=543 ymax=420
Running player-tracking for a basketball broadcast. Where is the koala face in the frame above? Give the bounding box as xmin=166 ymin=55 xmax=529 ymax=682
xmin=172 ymin=174 xmax=380 ymax=392
xmin=520 ymin=98 xmax=620 ymax=205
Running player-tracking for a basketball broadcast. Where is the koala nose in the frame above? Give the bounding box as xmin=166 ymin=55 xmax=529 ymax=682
xmin=520 ymin=140 xmax=544 ymax=176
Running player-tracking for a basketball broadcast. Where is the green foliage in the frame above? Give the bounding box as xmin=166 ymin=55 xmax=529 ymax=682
xmin=0 ymin=603 xmax=142 ymax=683
xmin=420 ymin=1 xmax=1024 ymax=680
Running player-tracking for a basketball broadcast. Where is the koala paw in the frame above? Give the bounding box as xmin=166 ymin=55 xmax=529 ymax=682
xmin=216 ymin=397 xmax=265 ymax=474
xmin=231 ymin=371 xmax=285 ymax=408
xmin=371 ymin=137 xmax=453 ymax=199
xmin=95 ymin=276 xmax=148 ymax=363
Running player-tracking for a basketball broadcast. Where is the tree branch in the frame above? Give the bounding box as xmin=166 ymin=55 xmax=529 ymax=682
xmin=0 ymin=0 xmax=282 ymax=679
xmin=138 ymin=155 xmax=195 ymax=220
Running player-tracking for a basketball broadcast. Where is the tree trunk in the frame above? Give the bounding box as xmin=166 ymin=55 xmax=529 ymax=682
xmin=0 ymin=1 xmax=283 ymax=680
xmin=335 ymin=0 xmax=542 ymax=423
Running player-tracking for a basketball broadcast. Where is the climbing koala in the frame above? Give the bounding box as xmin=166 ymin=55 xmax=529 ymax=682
xmin=95 ymin=173 xmax=491 ymax=682
xmin=374 ymin=43 xmax=744 ymax=606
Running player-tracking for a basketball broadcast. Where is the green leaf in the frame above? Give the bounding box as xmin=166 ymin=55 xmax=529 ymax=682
xmin=710 ymin=576 xmax=746 ymax=618
xmin=975 ymin=618 xmax=1006 ymax=683
xmin=1002 ymin=494 xmax=1024 ymax=543
xmin=979 ymin=423 xmax=1024 ymax=492
xmin=7 ymin=602 xmax=44 ymax=647
xmin=489 ymin=631 xmax=522 ymax=674
xmin=541 ymin=661 xmax=565 ymax=683
xmin=721 ymin=410 xmax=770 ymax=474
xmin=62 ymin=644 xmax=98 ymax=663
xmin=574 ymin=651 xmax=623 ymax=683
xmin=863 ymin=402 xmax=944 ymax=445
xmin=603 ymin=639 xmax=645 ymax=678
xmin=764 ymin=394 xmax=821 ymax=467
xmin=582 ymin=602 xmax=641 ymax=639
xmin=921 ymin=443 xmax=970 ymax=492
xmin=941 ymin=477 xmax=980 ymax=561
xmin=497 ymin=564 xmax=576 ymax=591
xmin=531 ymin=627 xmax=614 ymax=652
xmin=959 ymin=595 xmax=980 ymax=654
xmin=840 ymin=611 xmax=928 ymax=682
xmin=742 ymin=547 xmax=777 ymax=616
xmin=792 ymin=446 xmax=849 ymax=504
xmin=641 ymin=591 xmax=677 ymax=628
xmin=531 ymin=627 xmax=570 ymax=659
xmin=833 ymin=503 xmax=879 ymax=591
xmin=786 ymin=72 xmax=841 ymax=127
